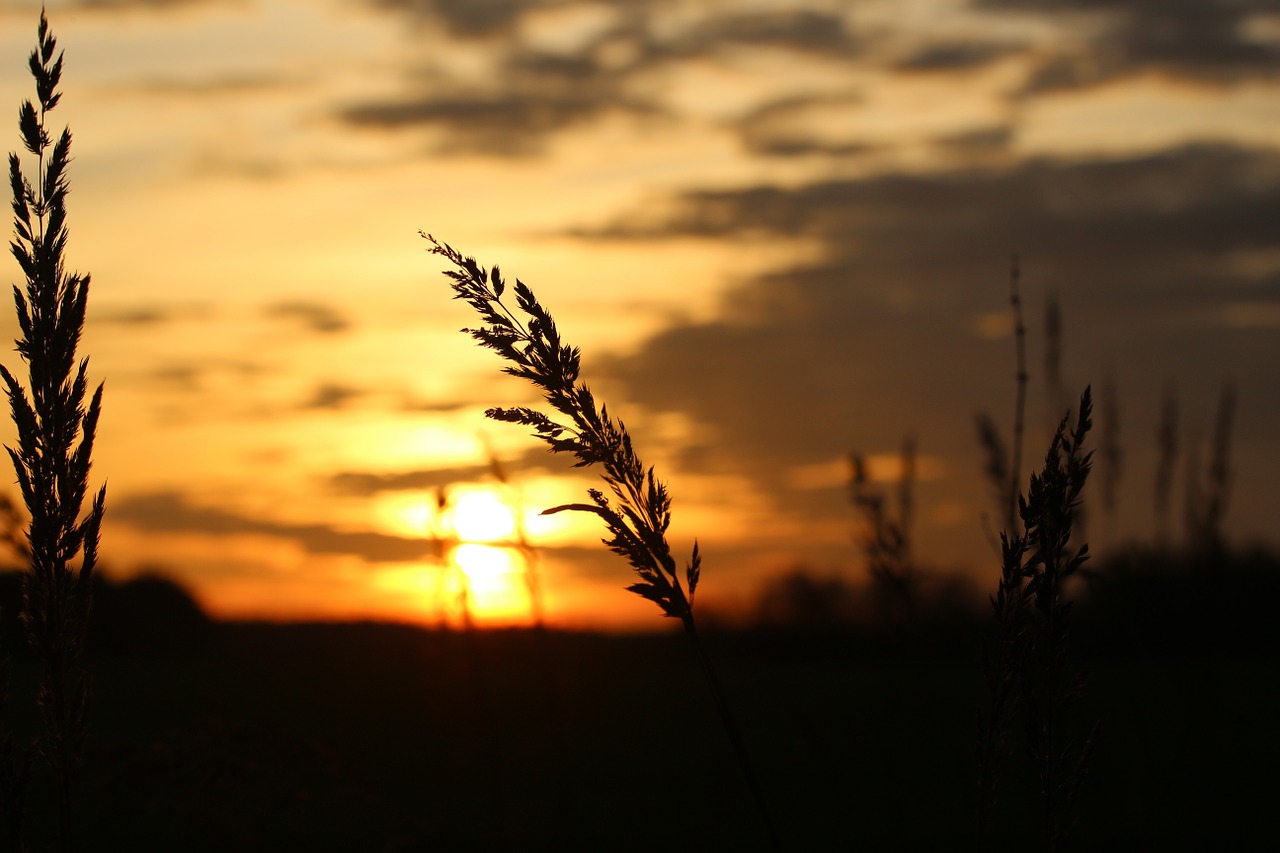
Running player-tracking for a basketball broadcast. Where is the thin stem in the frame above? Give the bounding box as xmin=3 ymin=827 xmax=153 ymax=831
xmin=681 ymin=613 xmax=782 ymax=852
xmin=1008 ymin=254 xmax=1027 ymax=536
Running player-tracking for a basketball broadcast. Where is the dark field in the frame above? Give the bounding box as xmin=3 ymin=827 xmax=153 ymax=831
xmin=3 ymin=554 xmax=1277 ymax=852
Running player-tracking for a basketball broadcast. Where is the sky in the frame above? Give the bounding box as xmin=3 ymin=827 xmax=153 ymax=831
xmin=0 ymin=0 xmax=1276 ymax=630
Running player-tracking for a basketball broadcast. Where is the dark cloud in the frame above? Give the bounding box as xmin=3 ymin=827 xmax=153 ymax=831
xmin=343 ymin=88 xmax=656 ymax=157
xmin=300 ymin=383 xmax=363 ymax=411
xmin=95 ymin=302 xmax=212 ymax=326
xmin=679 ymin=9 xmax=856 ymax=57
xmin=95 ymin=306 xmax=171 ymax=326
xmin=350 ymin=1 xmax=1280 ymax=158
xmin=935 ymin=125 xmax=1016 ymax=155
xmin=366 ymin=0 xmax=540 ymax=37
xmin=348 ymin=3 xmax=865 ymax=156
xmin=265 ymin=301 xmax=352 ymax=335
xmin=573 ymin=144 xmax=1280 ymax=558
xmin=735 ymin=94 xmax=874 ymax=158
xmin=895 ymin=41 xmax=1018 ymax=72
xmin=340 ymin=33 xmax=663 ymax=156
xmin=111 ymin=490 xmax=433 ymax=563
xmin=979 ymin=0 xmax=1280 ymax=90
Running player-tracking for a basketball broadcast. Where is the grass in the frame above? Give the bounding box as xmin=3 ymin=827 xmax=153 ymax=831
xmin=0 ymin=9 xmax=1271 ymax=851
xmin=427 ymin=234 xmax=781 ymax=850
xmin=970 ymin=258 xmax=1099 ymax=850
xmin=979 ymin=389 xmax=1099 ymax=851
xmin=848 ymin=435 xmax=918 ymax=623
xmin=2 ymin=12 xmax=106 ymax=850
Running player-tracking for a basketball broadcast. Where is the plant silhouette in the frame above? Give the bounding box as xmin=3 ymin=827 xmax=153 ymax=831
xmin=3 ymin=11 xmax=106 ymax=849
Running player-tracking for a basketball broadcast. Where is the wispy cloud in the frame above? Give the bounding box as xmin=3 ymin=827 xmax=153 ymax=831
xmin=327 ymin=446 xmax=560 ymax=496
xmin=112 ymin=490 xmax=433 ymax=563
xmin=979 ymin=0 xmax=1280 ymax=91
xmin=299 ymin=382 xmax=364 ymax=411
xmin=265 ymin=301 xmax=352 ymax=335
xmin=344 ymin=1 xmax=867 ymax=156
xmin=366 ymin=0 xmax=535 ymax=38
xmin=894 ymin=41 xmax=1019 ymax=73
xmin=122 ymin=72 xmax=297 ymax=98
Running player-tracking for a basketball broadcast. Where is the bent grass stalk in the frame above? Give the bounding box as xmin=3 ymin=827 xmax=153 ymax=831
xmin=427 ymin=234 xmax=781 ymax=850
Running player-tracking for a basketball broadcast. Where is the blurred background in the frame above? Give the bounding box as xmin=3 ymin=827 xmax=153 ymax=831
xmin=0 ymin=0 xmax=1277 ymax=630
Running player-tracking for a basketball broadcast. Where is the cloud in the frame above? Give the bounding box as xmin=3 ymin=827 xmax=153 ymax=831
xmin=895 ymin=41 xmax=1019 ymax=73
xmin=327 ymin=446 xmax=566 ymax=496
xmin=111 ymin=490 xmax=433 ymax=563
xmin=677 ymin=8 xmax=856 ymax=57
xmin=94 ymin=302 xmax=213 ymax=327
xmin=64 ymin=0 xmax=236 ymax=12
xmin=299 ymin=383 xmax=364 ymax=411
xmin=978 ymin=0 xmax=1280 ymax=90
xmin=365 ymin=0 xmax=539 ymax=38
xmin=94 ymin=306 xmax=172 ymax=326
xmin=342 ymin=88 xmax=656 ymax=157
xmin=146 ymin=364 xmax=204 ymax=391
xmin=124 ymin=73 xmax=295 ymax=98
xmin=346 ymin=2 xmax=867 ymax=156
xmin=110 ymin=488 xmax=613 ymax=577
xmin=137 ymin=357 xmax=264 ymax=394
xmin=264 ymin=301 xmax=352 ymax=335
xmin=340 ymin=25 xmax=673 ymax=156
xmin=735 ymin=93 xmax=876 ymax=158
xmin=568 ymin=144 xmax=1280 ymax=557
xmin=328 ymin=466 xmax=488 ymax=496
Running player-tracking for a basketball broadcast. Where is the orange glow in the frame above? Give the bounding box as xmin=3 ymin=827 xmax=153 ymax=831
xmin=411 ymin=488 xmax=533 ymax=627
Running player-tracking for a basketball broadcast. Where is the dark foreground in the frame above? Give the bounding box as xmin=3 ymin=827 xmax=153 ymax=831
xmin=3 ymin=555 xmax=1279 ymax=851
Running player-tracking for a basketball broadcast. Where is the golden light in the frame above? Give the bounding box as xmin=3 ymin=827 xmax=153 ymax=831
xmin=454 ymin=543 xmax=518 ymax=591
xmin=450 ymin=489 xmax=518 ymax=543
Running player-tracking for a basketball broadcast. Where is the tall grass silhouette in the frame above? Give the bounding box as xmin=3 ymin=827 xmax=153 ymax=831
xmin=848 ymin=435 xmax=917 ymax=621
xmin=978 ymin=389 xmax=1098 ymax=850
xmin=427 ymin=233 xmax=781 ymax=850
xmin=3 ymin=11 xmax=106 ymax=849
xmin=972 ymin=258 xmax=1100 ymax=848
xmin=976 ymin=255 xmax=1030 ymax=538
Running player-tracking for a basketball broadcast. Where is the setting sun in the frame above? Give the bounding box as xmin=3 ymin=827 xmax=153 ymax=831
xmin=449 ymin=490 xmax=518 ymax=543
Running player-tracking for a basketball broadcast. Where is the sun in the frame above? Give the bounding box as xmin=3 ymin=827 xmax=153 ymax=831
xmin=413 ymin=487 xmax=532 ymax=626
xmin=450 ymin=489 xmax=518 ymax=543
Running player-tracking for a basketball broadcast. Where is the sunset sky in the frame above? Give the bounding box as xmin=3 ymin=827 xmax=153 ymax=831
xmin=0 ymin=0 xmax=1277 ymax=630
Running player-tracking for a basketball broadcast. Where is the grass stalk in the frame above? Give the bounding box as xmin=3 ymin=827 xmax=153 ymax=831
xmin=3 ymin=12 xmax=106 ymax=849
xmin=976 ymin=256 xmax=1029 ymax=540
xmin=1009 ymin=255 xmax=1028 ymax=535
xmin=1185 ymin=382 xmax=1235 ymax=555
xmin=427 ymin=234 xmax=781 ymax=850
xmin=1153 ymin=385 xmax=1179 ymax=548
xmin=978 ymin=388 xmax=1098 ymax=850
xmin=848 ymin=435 xmax=917 ymax=621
